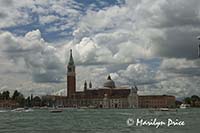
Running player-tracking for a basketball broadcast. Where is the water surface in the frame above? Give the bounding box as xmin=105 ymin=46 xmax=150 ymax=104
xmin=0 ymin=108 xmax=199 ymax=133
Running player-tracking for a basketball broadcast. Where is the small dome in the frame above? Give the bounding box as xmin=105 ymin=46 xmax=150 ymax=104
xmin=103 ymin=75 xmax=116 ymax=88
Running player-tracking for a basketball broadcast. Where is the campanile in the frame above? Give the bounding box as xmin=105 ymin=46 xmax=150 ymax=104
xmin=67 ymin=49 xmax=76 ymax=98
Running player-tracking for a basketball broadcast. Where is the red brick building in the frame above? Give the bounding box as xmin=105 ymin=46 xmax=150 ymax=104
xmin=138 ymin=95 xmax=175 ymax=108
xmin=0 ymin=100 xmax=18 ymax=109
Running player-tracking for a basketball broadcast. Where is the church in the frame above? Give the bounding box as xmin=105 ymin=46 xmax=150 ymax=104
xmin=42 ymin=49 xmax=175 ymax=109
xmin=43 ymin=49 xmax=138 ymax=108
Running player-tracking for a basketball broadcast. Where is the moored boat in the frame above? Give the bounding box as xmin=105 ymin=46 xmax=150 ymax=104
xmin=149 ymin=108 xmax=177 ymax=112
xmin=180 ymin=104 xmax=190 ymax=109
xmin=11 ymin=108 xmax=33 ymax=112
xmin=49 ymin=108 xmax=63 ymax=113
xmin=159 ymin=108 xmax=177 ymax=111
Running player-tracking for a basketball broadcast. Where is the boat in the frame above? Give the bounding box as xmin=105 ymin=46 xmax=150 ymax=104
xmin=11 ymin=108 xmax=33 ymax=112
xmin=78 ymin=106 xmax=88 ymax=109
xmin=180 ymin=104 xmax=190 ymax=109
xmin=49 ymin=105 xmax=63 ymax=113
xmin=49 ymin=108 xmax=63 ymax=113
xmin=40 ymin=106 xmax=48 ymax=109
xmin=24 ymin=108 xmax=34 ymax=112
xmin=159 ymin=108 xmax=176 ymax=111
xmin=88 ymin=105 xmax=97 ymax=109
xmin=11 ymin=108 xmax=24 ymax=112
xmin=149 ymin=108 xmax=177 ymax=112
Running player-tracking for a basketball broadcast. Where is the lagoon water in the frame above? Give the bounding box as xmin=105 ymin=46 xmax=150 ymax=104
xmin=0 ymin=108 xmax=200 ymax=133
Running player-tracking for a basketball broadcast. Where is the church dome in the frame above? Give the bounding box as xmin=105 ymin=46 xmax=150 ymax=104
xmin=103 ymin=75 xmax=116 ymax=88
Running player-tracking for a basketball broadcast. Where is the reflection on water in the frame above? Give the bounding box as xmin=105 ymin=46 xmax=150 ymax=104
xmin=0 ymin=108 xmax=199 ymax=133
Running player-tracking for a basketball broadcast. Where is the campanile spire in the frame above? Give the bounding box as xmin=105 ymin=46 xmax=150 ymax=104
xmin=68 ymin=49 xmax=74 ymax=65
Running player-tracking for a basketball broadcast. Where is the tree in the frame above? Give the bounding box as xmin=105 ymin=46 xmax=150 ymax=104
xmin=0 ymin=92 xmax=2 ymax=100
xmin=191 ymin=95 xmax=200 ymax=101
xmin=25 ymin=96 xmax=31 ymax=107
xmin=11 ymin=90 xmax=25 ymax=107
xmin=184 ymin=97 xmax=191 ymax=104
xmin=41 ymin=97 xmax=48 ymax=106
xmin=191 ymin=95 xmax=200 ymax=107
xmin=33 ymin=96 xmax=42 ymax=106
xmin=16 ymin=94 xmax=25 ymax=107
xmin=2 ymin=91 xmax=10 ymax=100
xmin=30 ymin=94 xmax=33 ymax=107
xmin=12 ymin=90 xmax=20 ymax=100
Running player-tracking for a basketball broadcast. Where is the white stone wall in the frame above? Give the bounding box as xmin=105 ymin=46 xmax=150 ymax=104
xmin=128 ymin=93 xmax=138 ymax=108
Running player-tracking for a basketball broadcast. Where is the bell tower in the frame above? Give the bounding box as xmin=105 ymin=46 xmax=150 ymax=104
xmin=67 ymin=49 xmax=76 ymax=98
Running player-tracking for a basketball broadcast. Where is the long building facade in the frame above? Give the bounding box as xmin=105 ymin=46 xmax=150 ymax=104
xmin=42 ymin=50 xmax=175 ymax=109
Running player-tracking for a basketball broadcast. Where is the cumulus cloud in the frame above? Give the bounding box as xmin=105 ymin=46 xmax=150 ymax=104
xmin=1 ymin=0 xmax=200 ymax=98
xmin=0 ymin=0 xmax=83 ymax=36
xmin=39 ymin=15 xmax=59 ymax=25
xmin=74 ymin=0 xmax=200 ymax=60
xmin=72 ymin=37 xmax=114 ymax=65
xmin=0 ymin=0 xmax=33 ymax=28
xmin=159 ymin=58 xmax=200 ymax=77
xmin=146 ymin=58 xmax=200 ymax=97
xmin=0 ymin=29 xmax=65 ymax=83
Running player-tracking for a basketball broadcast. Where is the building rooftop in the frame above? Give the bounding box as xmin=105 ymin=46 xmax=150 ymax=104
xmin=103 ymin=75 xmax=116 ymax=88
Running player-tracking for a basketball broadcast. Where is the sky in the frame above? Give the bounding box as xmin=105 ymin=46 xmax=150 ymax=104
xmin=0 ymin=0 xmax=200 ymax=98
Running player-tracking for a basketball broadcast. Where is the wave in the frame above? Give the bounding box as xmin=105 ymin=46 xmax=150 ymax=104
xmin=118 ymin=112 xmax=133 ymax=116
xmin=0 ymin=110 xmax=8 ymax=113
